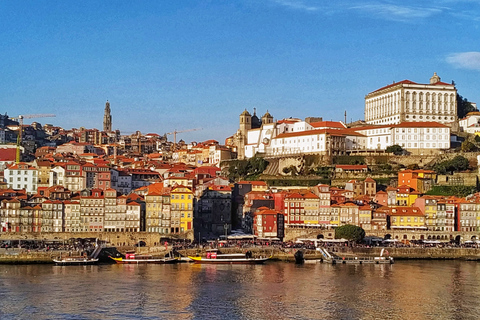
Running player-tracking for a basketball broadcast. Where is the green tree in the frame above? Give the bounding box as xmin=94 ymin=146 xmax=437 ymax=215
xmin=450 ymin=155 xmax=469 ymax=171
xmin=335 ymin=224 xmax=366 ymax=242
xmin=457 ymin=94 xmax=477 ymax=119
xmin=461 ymin=140 xmax=476 ymax=152
xmin=386 ymin=144 xmax=405 ymax=155
xmin=433 ymin=155 xmax=470 ymax=174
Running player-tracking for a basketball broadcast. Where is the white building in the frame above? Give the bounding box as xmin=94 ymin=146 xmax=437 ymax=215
xmin=244 ymin=118 xmax=348 ymax=158
xmin=391 ymin=122 xmax=450 ymax=150
xmin=459 ymin=112 xmax=480 ymax=134
xmin=49 ymin=165 xmax=65 ymax=186
xmin=351 ymin=122 xmax=450 ymax=152
xmin=4 ymin=163 xmax=38 ymax=194
xmin=365 ymin=73 xmax=457 ymax=126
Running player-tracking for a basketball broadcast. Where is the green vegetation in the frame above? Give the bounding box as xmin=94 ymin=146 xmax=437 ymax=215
xmin=433 ymin=155 xmax=470 ymax=174
xmin=425 ymin=185 xmax=476 ymax=197
xmin=265 ymin=178 xmax=330 ymax=187
xmin=282 ymin=165 xmax=298 ymax=176
xmin=386 ymin=144 xmax=405 ymax=155
xmin=457 ymin=94 xmax=477 ymax=119
xmin=335 ymin=224 xmax=366 ymax=242
xmin=461 ymin=140 xmax=477 ymax=152
xmin=225 ymin=156 xmax=269 ymax=181
xmin=333 ymin=155 xmax=365 ymax=165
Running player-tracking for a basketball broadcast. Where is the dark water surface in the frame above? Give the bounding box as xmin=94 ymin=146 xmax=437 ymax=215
xmin=1 ymin=260 xmax=479 ymax=320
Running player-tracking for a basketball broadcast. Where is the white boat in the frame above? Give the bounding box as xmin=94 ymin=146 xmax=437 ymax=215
xmin=53 ymin=256 xmax=99 ymax=266
xmin=317 ymin=248 xmax=394 ymax=264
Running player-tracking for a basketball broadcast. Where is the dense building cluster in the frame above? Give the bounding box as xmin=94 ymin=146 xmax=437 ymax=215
xmin=0 ymin=73 xmax=479 ymax=240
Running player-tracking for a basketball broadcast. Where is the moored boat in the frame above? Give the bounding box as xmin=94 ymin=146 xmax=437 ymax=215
xmin=53 ymin=256 xmax=99 ymax=266
xmin=110 ymin=251 xmax=178 ymax=264
xmin=317 ymin=248 xmax=394 ymax=265
xmin=188 ymin=249 xmax=271 ymax=264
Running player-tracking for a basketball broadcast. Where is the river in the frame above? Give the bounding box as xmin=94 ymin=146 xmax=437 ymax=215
xmin=0 ymin=261 xmax=479 ymax=320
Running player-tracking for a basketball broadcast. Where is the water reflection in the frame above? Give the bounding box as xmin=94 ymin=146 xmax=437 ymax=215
xmin=1 ymin=261 xmax=480 ymax=319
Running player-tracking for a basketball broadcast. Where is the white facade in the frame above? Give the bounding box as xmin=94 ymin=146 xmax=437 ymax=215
xmin=459 ymin=112 xmax=480 ymax=134
xmin=111 ymin=169 xmax=132 ymax=195
xmin=352 ymin=122 xmax=450 ymax=151
xmin=365 ymin=73 xmax=457 ymax=126
xmin=392 ymin=123 xmax=450 ymax=150
xmin=49 ymin=166 xmax=65 ymax=186
xmin=244 ymin=120 xmax=347 ymax=158
xmin=64 ymin=201 xmax=81 ymax=232
xmin=4 ymin=163 xmax=38 ymax=194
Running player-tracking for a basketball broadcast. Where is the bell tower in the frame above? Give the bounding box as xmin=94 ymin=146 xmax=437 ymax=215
xmin=239 ymin=109 xmax=252 ymax=135
xmin=103 ymin=100 xmax=112 ymax=132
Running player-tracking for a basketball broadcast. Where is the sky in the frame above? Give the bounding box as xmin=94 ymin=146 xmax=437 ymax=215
xmin=1 ymin=0 xmax=479 ymax=143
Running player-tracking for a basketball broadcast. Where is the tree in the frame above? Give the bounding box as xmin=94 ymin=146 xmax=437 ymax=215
xmin=457 ymin=94 xmax=477 ymax=119
xmin=386 ymin=144 xmax=405 ymax=155
xmin=461 ymin=140 xmax=476 ymax=152
xmin=335 ymin=224 xmax=365 ymax=242
xmin=433 ymin=155 xmax=470 ymax=174
xmin=450 ymin=155 xmax=469 ymax=171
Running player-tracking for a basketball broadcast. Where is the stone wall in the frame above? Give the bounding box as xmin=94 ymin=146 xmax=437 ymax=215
xmin=0 ymin=231 xmax=194 ymax=246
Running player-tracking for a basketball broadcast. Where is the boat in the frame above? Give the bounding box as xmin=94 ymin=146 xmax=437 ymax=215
xmin=109 ymin=251 xmax=178 ymax=264
xmin=188 ymin=249 xmax=271 ymax=264
xmin=317 ymin=248 xmax=394 ymax=264
xmin=53 ymin=256 xmax=99 ymax=266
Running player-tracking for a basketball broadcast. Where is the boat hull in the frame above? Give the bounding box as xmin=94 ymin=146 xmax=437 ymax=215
xmin=188 ymin=256 xmax=270 ymax=264
xmin=110 ymin=257 xmax=178 ymax=264
xmin=329 ymin=257 xmax=394 ymax=265
xmin=53 ymin=258 xmax=99 ymax=266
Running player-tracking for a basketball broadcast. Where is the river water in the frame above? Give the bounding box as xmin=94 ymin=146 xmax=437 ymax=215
xmin=0 ymin=260 xmax=479 ymax=320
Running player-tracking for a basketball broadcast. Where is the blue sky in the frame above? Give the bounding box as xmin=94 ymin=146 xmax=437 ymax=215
xmin=1 ymin=0 xmax=479 ymax=143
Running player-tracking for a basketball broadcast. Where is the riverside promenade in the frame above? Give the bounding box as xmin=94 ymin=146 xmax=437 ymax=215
xmin=3 ymin=246 xmax=480 ymax=264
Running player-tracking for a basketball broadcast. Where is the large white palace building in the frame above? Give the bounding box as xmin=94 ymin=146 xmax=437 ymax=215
xmin=231 ymin=73 xmax=455 ymax=159
xmin=364 ymin=73 xmax=457 ymax=125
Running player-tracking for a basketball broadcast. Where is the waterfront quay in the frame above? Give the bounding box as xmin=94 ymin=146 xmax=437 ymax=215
xmin=4 ymin=245 xmax=480 ymax=264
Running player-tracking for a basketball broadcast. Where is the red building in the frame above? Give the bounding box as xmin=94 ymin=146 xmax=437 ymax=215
xmin=253 ymin=207 xmax=285 ymax=240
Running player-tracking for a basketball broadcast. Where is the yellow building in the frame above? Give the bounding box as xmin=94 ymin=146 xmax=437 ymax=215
xmin=171 ymin=185 xmax=193 ymax=233
xmin=396 ymin=185 xmax=420 ymax=206
xmin=423 ymin=196 xmax=441 ymax=231
xmin=359 ymin=205 xmax=372 ymax=231
xmin=388 ymin=206 xmax=426 ymax=230
xmin=330 ymin=204 xmax=340 ymax=226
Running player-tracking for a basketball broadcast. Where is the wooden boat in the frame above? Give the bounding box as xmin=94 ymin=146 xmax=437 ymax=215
xmin=110 ymin=251 xmax=178 ymax=264
xmin=317 ymin=248 xmax=394 ymax=265
xmin=53 ymin=256 xmax=99 ymax=266
xmin=188 ymin=249 xmax=271 ymax=264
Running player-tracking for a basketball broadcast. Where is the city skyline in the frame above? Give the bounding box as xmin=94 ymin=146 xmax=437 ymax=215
xmin=1 ymin=1 xmax=479 ymax=142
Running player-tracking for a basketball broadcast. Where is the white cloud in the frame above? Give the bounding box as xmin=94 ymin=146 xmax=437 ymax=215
xmin=446 ymin=52 xmax=480 ymax=71
xmin=350 ymin=4 xmax=442 ymax=21
xmin=270 ymin=0 xmax=320 ymax=12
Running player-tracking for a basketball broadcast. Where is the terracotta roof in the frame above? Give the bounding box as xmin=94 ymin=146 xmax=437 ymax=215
xmin=370 ymin=80 xmax=417 ymax=94
xmin=274 ymin=128 xmax=345 ymax=139
xmin=309 ymin=121 xmax=346 ymax=129
xmin=389 ymin=206 xmax=424 ymax=216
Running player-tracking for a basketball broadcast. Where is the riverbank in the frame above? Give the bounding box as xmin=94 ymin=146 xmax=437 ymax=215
xmin=3 ymin=246 xmax=480 ymax=264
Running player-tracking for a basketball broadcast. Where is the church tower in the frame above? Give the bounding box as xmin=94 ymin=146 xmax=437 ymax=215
xmin=239 ymin=109 xmax=252 ymax=135
xmin=261 ymin=110 xmax=273 ymax=125
xmin=103 ymin=100 xmax=112 ymax=132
